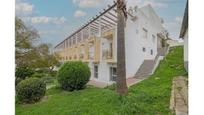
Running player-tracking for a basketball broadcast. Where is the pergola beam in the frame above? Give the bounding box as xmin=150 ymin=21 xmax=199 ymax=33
xmin=103 ymin=14 xmax=117 ymax=23
xmin=100 ymin=20 xmax=113 ymax=28
xmin=101 ymin=17 xmax=117 ymax=26
xmin=55 ymin=2 xmax=117 ymax=48
xmin=107 ymin=11 xmax=117 ymax=19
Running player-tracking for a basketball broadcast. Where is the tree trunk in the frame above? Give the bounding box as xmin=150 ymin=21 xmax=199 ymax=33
xmin=116 ymin=0 xmax=128 ymax=95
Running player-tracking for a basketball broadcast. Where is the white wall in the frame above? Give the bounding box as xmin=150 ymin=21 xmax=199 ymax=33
xmin=90 ymin=5 xmax=167 ymax=83
xmin=125 ymin=15 xmax=144 ymax=78
xmin=184 ymin=29 xmax=188 ymax=62
xmin=124 ymin=5 xmax=165 ymax=78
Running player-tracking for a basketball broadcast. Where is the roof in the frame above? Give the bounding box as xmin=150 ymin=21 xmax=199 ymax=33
xmin=179 ymin=1 xmax=188 ymax=38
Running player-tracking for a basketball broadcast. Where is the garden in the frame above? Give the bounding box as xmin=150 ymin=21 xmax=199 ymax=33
xmin=16 ymin=46 xmax=187 ymax=115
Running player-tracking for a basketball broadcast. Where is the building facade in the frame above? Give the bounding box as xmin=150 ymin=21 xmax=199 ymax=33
xmin=54 ymin=3 xmax=167 ymax=84
xmin=180 ymin=1 xmax=188 ymax=72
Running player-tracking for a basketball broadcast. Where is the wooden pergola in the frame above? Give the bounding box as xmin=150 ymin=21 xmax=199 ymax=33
xmin=55 ymin=1 xmax=118 ymax=50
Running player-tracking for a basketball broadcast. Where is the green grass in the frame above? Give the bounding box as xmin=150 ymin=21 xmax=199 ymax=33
xmin=16 ymin=46 xmax=187 ymax=115
xmin=16 ymin=86 xmax=121 ymax=115
xmin=120 ymin=46 xmax=187 ymax=115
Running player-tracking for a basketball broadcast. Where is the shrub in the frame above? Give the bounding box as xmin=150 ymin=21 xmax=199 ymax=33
xmin=57 ymin=61 xmax=91 ymax=91
xmin=15 ymin=67 xmax=34 ymax=79
xmin=16 ymin=77 xmax=46 ymax=103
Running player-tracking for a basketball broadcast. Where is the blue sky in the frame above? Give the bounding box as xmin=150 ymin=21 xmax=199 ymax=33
xmin=16 ymin=0 xmax=187 ymax=47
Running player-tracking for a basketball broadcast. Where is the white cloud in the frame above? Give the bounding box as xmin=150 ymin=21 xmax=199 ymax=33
xmin=21 ymin=16 xmax=67 ymax=25
xmin=39 ymin=30 xmax=58 ymax=35
xmin=143 ymin=1 xmax=168 ymax=8
xmin=74 ymin=10 xmax=87 ymax=17
xmin=127 ymin=0 xmax=168 ymax=9
xmin=72 ymin=0 xmax=167 ymax=9
xmin=72 ymin=0 xmax=102 ymax=8
xmin=164 ymin=16 xmax=183 ymax=39
xmin=175 ymin=16 xmax=182 ymax=22
xmin=16 ymin=0 xmax=34 ymax=15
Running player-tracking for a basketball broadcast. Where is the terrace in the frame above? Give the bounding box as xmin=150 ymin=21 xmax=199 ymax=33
xmin=54 ymin=2 xmax=118 ymax=63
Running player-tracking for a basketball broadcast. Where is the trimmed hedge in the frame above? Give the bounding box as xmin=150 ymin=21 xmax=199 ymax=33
xmin=15 ymin=67 xmax=34 ymax=79
xmin=57 ymin=61 xmax=91 ymax=91
xmin=16 ymin=77 xmax=46 ymax=103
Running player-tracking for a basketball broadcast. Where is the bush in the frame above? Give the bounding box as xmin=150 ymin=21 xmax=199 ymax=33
xmin=57 ymin=61 xmax=91 ymax=91
xmin=16 ymin=77 xmax=46 ymax=103
xmin=15 ymin=67 xmax=34 ymax=79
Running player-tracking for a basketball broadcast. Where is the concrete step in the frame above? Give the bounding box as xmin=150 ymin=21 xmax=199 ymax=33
xmin=135 ymin=48 xmax=168 ymax=79
xmin=134 ymin=60 xmax=155 ymax=78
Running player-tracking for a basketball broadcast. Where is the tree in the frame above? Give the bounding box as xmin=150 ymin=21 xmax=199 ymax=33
xmin=15 ymin=17 xmax=40 ymax=67
xmin=32 ymin=44 xmax=60 ymax=71
xmin=15 ymin=17 xmax=59 ymax=70
xmin=116 ymin=0 xmax=128 ymax=95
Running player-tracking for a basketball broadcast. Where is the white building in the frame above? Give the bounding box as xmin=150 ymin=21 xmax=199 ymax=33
xmin=180 ymin=1 xmax=188 ymax=72
xmin=55 ymin=2 xmax=168 ymax=84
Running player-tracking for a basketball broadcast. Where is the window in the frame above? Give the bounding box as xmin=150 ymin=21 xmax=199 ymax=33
xmin=142 ymin=47 xmax=146 ymax=52
xmin=142 ymin=28 xmax=148 ymax=39
xmin=151 ymin=49 xmax=153 ymax=55
xmin=94 ymin=65 xmax=98 ymax=78
xmin=110 ymin=67 xmax=117 ymax=81
xmin=152 ymin=35 xmax=156 ymax=43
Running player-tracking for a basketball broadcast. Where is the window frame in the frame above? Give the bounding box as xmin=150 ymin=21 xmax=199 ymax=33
xmin=110 ymin=67 xmax=117 ymax=81
xmin=94 ymin=65 xmax=98 ymax=79
xmin=142 ymin=47 xmax=146 ymax=52
xmin=151 ymin=49 xmax=153 ymax=55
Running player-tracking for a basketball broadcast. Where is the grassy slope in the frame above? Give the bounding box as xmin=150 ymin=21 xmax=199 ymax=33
xmin=120 ymin=46 xmax=187 ymax=115
xmin=16 ymin=46 xmax=187 ymax=115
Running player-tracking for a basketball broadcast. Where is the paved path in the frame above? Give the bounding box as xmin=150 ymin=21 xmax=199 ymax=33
xmin=87 ymin=80 xmax=109 ymax=88
xmin=87 ymin=77 xmax=145 ymax=88
xmin=126 ymin=77 xmax=144 ymax=87
xmin=170 ymin=76 xmax=188 ymax=115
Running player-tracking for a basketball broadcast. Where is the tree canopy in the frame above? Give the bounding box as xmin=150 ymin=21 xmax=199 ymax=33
xmin=15 ymin=17 xmax=59 ymax=70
